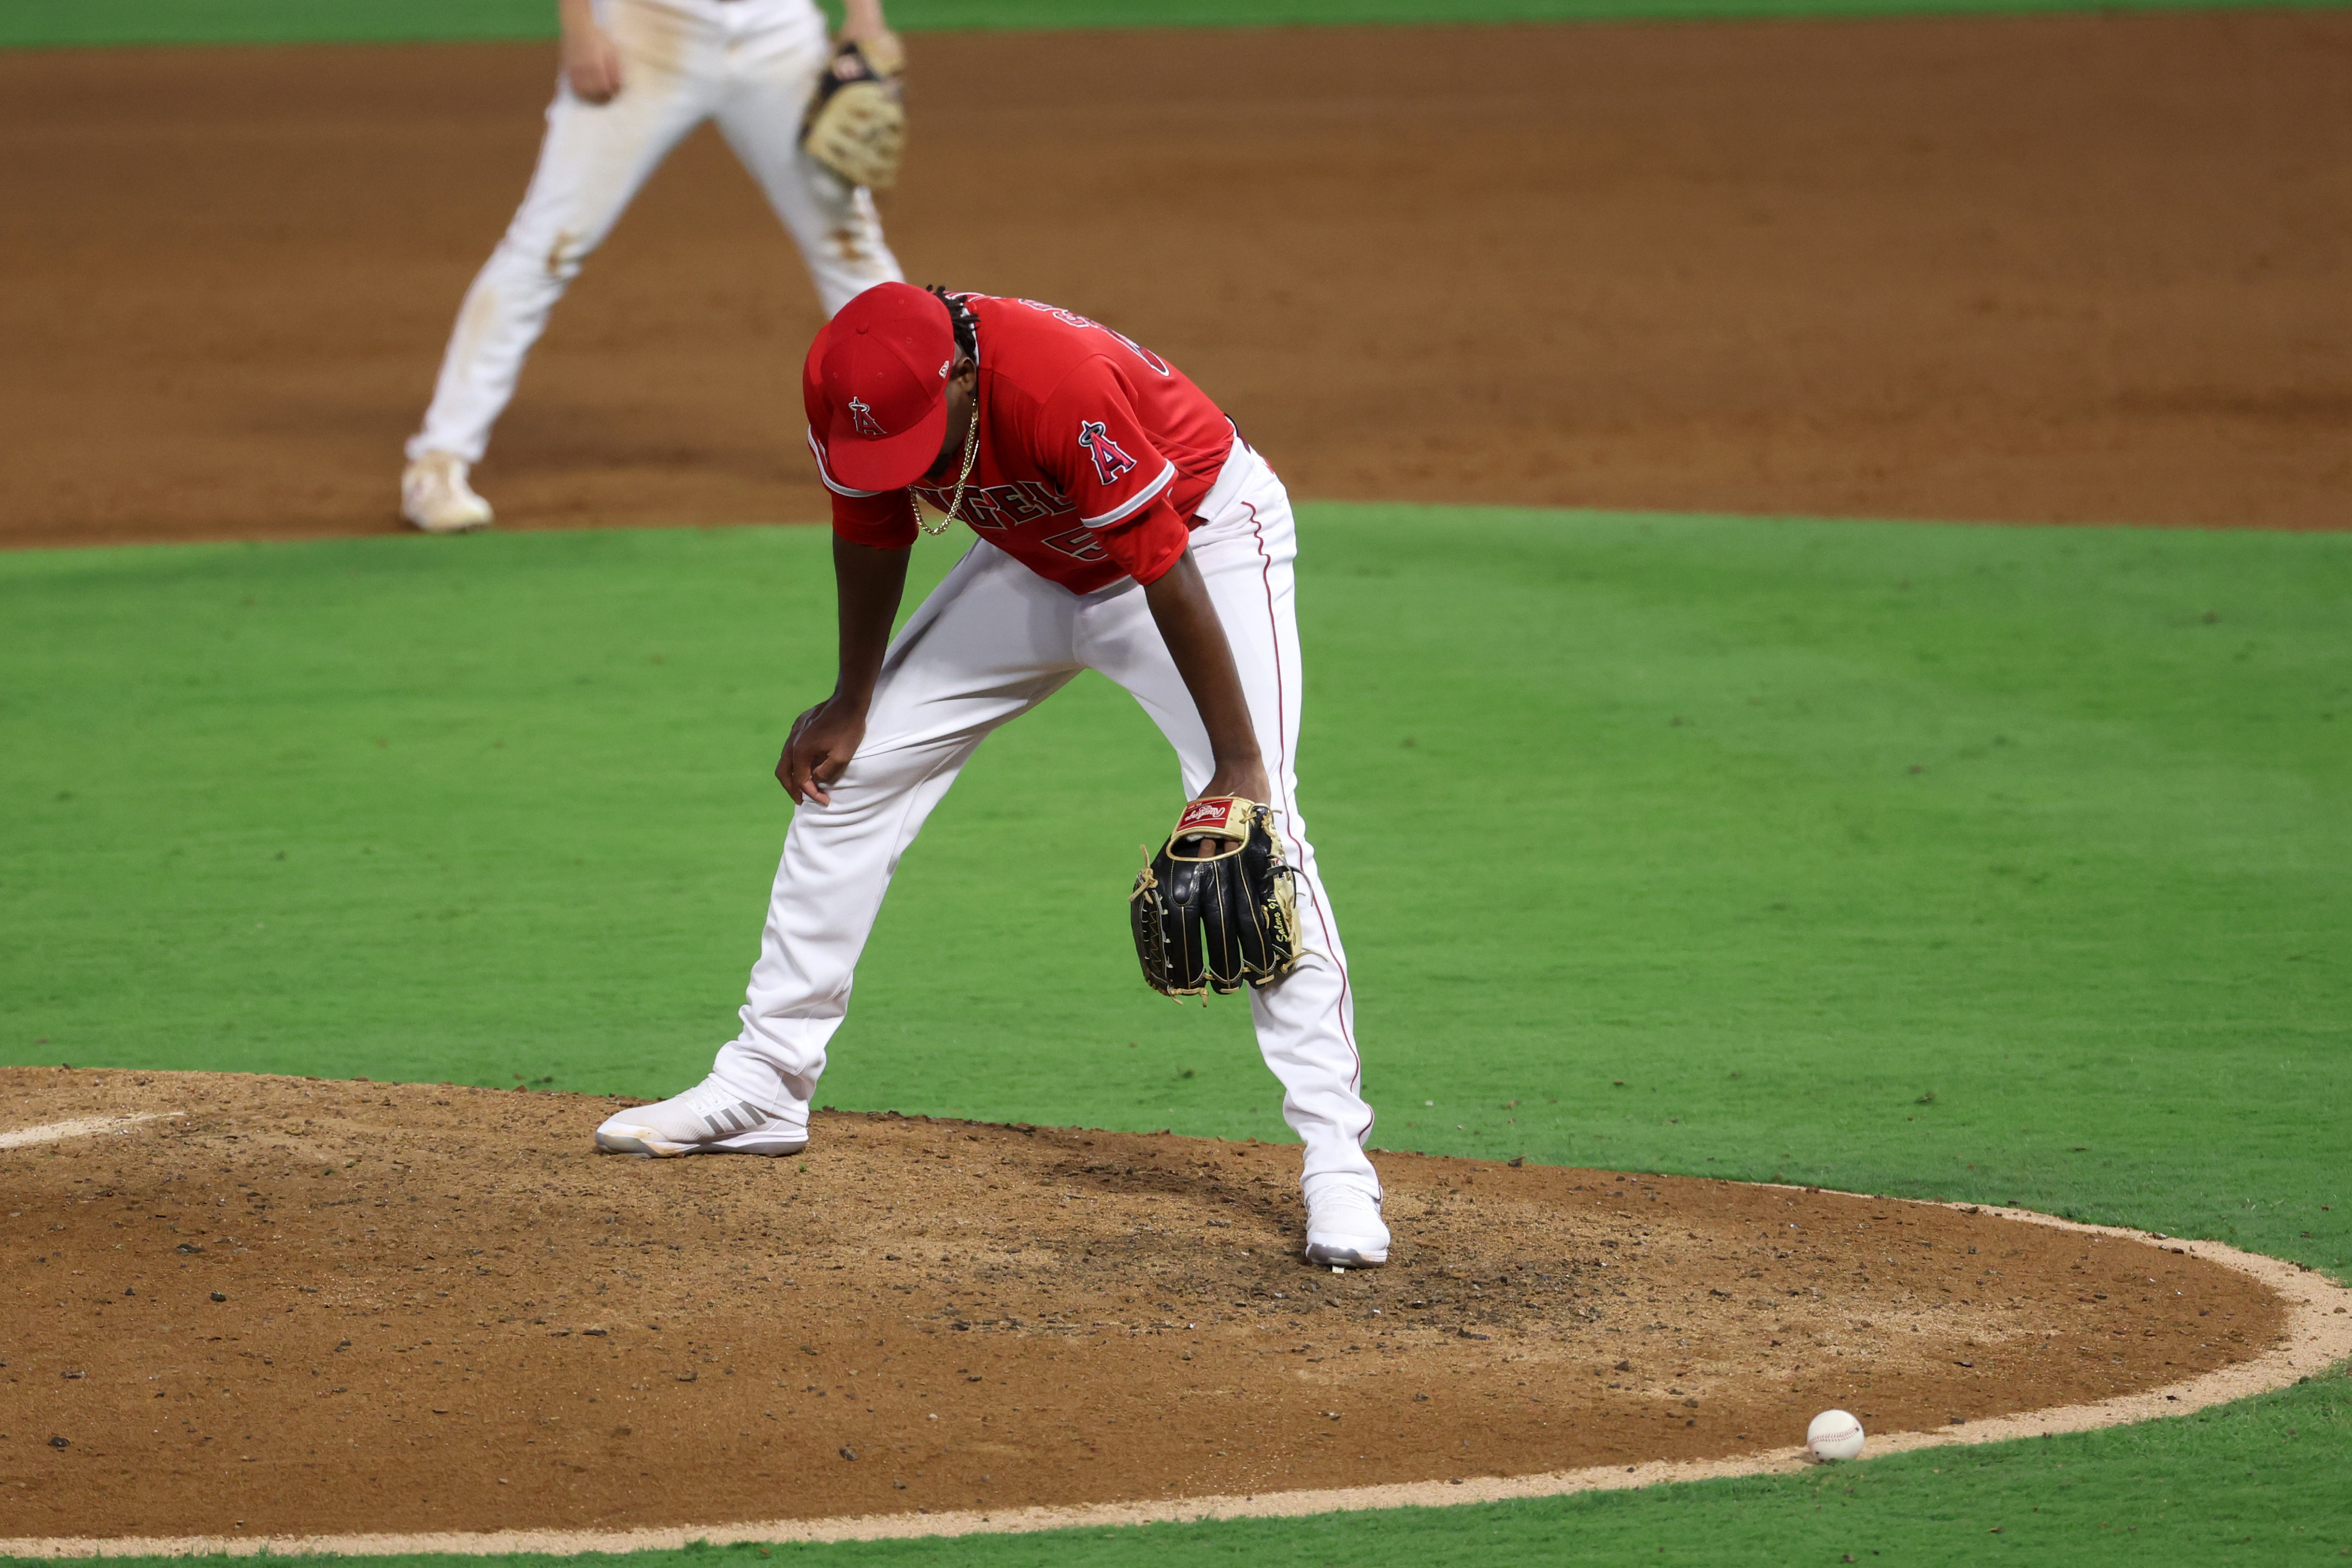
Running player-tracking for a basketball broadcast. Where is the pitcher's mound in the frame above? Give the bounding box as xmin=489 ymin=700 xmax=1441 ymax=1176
xmin=0 ymin=1068 xmax=2279 ymax=1540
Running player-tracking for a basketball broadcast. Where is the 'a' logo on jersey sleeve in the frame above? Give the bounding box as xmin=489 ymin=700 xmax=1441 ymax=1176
xmin=1076 ymin=420 xmax=1138 ymax=486
xmin=847 ymin=396 xmax=886 ymax=437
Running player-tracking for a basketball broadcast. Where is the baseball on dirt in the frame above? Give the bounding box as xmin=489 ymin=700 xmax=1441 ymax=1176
xmin=1807 ymin=1408 xmax=1866 ymax=1460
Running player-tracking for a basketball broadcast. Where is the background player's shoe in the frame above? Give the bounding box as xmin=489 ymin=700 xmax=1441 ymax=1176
xmin=400 ymin=452 xmax=494 ymax=534
xmin=1303 ymin=1177 xmax=1390 ymax=1267
xmin=594 ymin=1077 xmax=808 ymax=1157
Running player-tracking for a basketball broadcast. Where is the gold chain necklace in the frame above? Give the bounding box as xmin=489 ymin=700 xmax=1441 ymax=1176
xmin=915 ymin=387 xmax=982 ymax=537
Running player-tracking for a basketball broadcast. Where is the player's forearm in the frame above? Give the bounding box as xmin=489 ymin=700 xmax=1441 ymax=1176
xmin=1142 ymin=550 xmax=1264 ymax=785
xmin=831 ymin=535 xmax=911 ymax=708
xmin=837 ymin=0 xmax=888 ymax=41
xmin=556 ymin=0 xmax=598 ymax=38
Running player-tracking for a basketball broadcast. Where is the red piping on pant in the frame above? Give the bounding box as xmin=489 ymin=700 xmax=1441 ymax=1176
xmin=1243 ymin=495 xmax=1372 ymax=1148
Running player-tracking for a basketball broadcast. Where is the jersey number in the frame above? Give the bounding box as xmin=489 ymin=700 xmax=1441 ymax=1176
xmin=1018 ymin=299 xmax=1173 ymax=376
xmin=1040 ymin=527 xmax=1107 ymax=562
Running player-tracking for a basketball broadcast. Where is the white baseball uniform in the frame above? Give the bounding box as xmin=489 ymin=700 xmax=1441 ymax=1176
xmin=702 ymin=435 xmax=1380 ymax=1194
xmin=408 ymin=0 xmax=902 ymax=465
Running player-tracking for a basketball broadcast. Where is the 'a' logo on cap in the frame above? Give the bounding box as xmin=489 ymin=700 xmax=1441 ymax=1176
xmin=847 ymin=396 xmax=887 ymax=438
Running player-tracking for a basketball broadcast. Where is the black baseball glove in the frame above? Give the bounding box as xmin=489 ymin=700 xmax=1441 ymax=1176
xmin=1130 ymin=796 xmax=1300 ymax=997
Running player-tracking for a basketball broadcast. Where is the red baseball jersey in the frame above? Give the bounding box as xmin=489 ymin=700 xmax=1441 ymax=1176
xmin=807 ymin=295 xmax=1237 ymax=594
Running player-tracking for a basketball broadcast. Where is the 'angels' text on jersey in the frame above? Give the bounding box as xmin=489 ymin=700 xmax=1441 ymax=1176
xmin=908 ymin=477 xmax=1107 ymax=559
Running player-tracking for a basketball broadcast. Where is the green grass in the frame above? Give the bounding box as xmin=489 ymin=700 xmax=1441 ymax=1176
xmin=9 ymin=0 xmax=2351 ymax=49
xmin=3 ymin=506 xmax=2348 ymax=1560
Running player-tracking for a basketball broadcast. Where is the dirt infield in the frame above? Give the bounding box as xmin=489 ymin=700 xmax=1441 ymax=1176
xmin=0 ymin=1068 xmax=2293 ymax=1541
xmin=5 ymin=9 xmax=2351 ymax=550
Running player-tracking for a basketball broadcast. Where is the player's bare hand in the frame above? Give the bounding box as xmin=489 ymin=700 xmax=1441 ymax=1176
xmin=1198 ymin=762 xmax=1273 ymax=810
xmin=778 ymin=695 xmax=867 ymax=807
xmin=561 ymin=22 xmax=624 ymax=103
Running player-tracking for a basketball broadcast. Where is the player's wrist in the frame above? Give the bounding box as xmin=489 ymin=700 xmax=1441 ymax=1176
xmin=1202 ymin=754 xmax=1270 ymax=799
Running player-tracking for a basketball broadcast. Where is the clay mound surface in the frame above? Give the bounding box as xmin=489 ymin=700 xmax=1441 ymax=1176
xmin=0 ymin=1068 xmax=2282 ymax=1540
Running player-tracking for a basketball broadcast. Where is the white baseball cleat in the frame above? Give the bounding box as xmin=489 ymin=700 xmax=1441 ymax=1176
xmin=1303 ymin=1178 xmax=1390 ymax=1267
xmin=594 ymin=1077 xmax=809 ymax=1158
xmin=400 ymin=452 xmax=494 ymax=535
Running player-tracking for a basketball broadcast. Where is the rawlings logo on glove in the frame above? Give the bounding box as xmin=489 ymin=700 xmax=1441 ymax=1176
xmin=1175 ymin=795 xmax=1249 ymax=837
xmin=801 ymin=33 xmax=905 ymax=191
xmin=1130 ymin=796 xmax=1300 ymax=997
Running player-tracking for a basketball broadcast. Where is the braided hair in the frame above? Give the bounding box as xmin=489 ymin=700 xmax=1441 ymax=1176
xmin=926 ymin=285 xmax=980 ymax=363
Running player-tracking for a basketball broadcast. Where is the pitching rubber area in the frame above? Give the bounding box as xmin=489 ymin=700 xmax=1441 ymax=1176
xmin=3 ymin=1068 xmax=2346 ymax=1555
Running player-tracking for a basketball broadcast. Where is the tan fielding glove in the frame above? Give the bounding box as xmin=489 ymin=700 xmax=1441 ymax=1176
xmin=802 ymin=32 xmax=906 ymax=191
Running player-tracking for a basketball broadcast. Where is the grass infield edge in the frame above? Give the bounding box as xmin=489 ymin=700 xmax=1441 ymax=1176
xmin=8 ymin=0 xmax=2352 ymax=51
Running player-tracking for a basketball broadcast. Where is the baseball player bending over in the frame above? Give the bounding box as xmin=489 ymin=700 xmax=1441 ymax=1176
xmin=596 ymin=284 xmax=1389 ymax=1268
xmin=400 ymin=0 xmax=905 ymax=534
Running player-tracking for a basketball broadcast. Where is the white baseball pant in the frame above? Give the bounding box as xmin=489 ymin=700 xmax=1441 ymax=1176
xmin=707 ymin=444 xmax=1380 ymax=1192
xmin=408 ymin=0 xmax=902 ymax=465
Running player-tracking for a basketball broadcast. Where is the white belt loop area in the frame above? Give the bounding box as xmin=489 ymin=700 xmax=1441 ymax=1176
xmin=1190 ymin=428 xmax=1255 ymax=531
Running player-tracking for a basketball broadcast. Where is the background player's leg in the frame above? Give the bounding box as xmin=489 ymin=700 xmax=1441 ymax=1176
xmin=710 ymin=4 xmax=902 ymax=316
xmin=407 ymin=1 xmax=718 ymax=472
xmin=1073 ymin=450 xmax=1379 ymax=1200
xmin=675 ymin=542 xmax=1082 ymax=1139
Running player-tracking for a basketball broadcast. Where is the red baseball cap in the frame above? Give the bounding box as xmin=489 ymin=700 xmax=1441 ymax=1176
xmin=803 ymin=282 xmax=957 ymax=492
